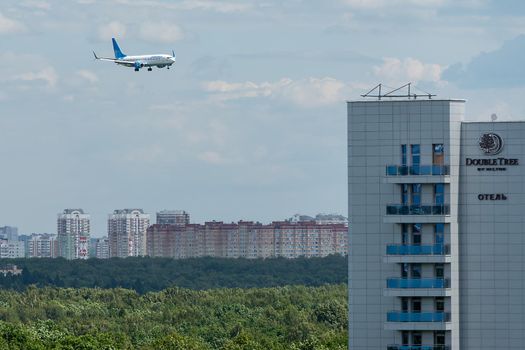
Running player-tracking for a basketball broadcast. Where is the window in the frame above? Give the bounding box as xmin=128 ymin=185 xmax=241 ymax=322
xmin=433 ymin=144 xmax=444 ymax=165
xmin=401 ymin=184 xmax=409 ymax=205
xmin=401 ymin=144 xmax=407 ymax=166
xmin=402 ymin=331 xmax=409 ymax=345
xmin=401 ymin=297 xmax=409 ymax=312
xmin=411 ymin=264 xmax=422 ymax=279
xmin=401 ymin=224 xmax=409 ymax=245
xmin=412 ymin=223 xmax=422 ymax=245
xmin=401 ymin=263 xmax=409 ymax=278
xmin=412 ymin=332 xmax=422 ymax=346
xmin=411 ymin=144 xmax=420 ymax=174
xmin=434 ymin=183 xmax=445 ymax=205
xmin=411 ymin=184 xmax=421 ymax=205
xmin=435 ymin=297 xmax=445 ymax=312
xmin=435 ymin=264 xmax=444 ymax=279
xmin=435 ymin=223 xmax=444 ymax=245
xmin=435 ymin=331 xmax=446 ymax=345
xmin=411 ymin=144 xmax=420 ymax=165
xmin=412 ymin=298 xmax=421 ymax=313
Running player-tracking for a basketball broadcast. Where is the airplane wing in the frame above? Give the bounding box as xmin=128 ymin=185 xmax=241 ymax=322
xmin=93 ymin=52 xmax=135 ymax=66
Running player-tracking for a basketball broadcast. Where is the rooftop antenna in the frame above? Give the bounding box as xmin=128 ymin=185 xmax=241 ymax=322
xmin=361 ymin=83 xmax=436 ymax=100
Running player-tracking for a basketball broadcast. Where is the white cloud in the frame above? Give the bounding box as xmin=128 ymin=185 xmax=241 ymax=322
xmin=98 ymin=21 xmax=126 ymax=40
xmin=373 ymin=57 xmax=443 ymax=84
xmin=20 ymin=1 xmax=51 ymax=10
xmin=0 ymin=12 xmax=26 ymax=34
xmin=280 ymin=78 xmax=347 ymax=107
xmin=178 ymin=0 xmax=251 ymax=13
xmin=113 ymin=0 xmax=252 ymax=13
xmin=76 ymin=70 xmax=99 ymax=84
xmin=14 ymin=67 xmax=58 ymax=88
xmin=198 ymin=151 xmax=227 ymax=164
xmin=203 ymin=77 xmax=349 ymax=107
xmin=139 ymin=22 xmax=184 ymax=43
xmin=125 ymin=144 xmax=166 ymax=162
xmin=341 ymin=0 xmax=446 ymax=9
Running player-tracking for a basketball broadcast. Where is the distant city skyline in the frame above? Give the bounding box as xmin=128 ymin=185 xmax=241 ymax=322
xmin=1 ymin=210 xmax=347 ymax=238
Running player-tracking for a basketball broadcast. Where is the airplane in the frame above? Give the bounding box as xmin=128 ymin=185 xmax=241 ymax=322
xmin=93 ymin=38 xmax=176 ymax=72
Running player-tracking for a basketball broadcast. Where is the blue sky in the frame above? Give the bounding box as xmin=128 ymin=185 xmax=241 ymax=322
xmin=1 ymin=0 xmax=525 ymax=235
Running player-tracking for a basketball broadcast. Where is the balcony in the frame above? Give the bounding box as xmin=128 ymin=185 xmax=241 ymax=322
xmin=385 ymin=165 xmax=450 ymax=184
xmin=386 ymin=205 xmax=449 ymax=216
xmin=387 ymin=278 xmax=449 ymax=289
xmin=386 ymin=244 xmax=449 ymax=256
xmin=387 ymin=312 xmax=450 ymax=322
xmin=384 ymin=205 xmax=451 ymax=224
xmin=386 ymin=165 xmax=449 ymax=176
xmin=387 ymin=346 xmax=450 ymax=350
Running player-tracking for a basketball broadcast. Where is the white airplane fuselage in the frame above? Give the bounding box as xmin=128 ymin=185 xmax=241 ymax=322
xmin=117 ymin=54 xmax=175 ymax=69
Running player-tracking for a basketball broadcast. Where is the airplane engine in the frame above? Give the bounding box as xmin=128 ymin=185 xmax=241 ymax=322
xmin=134 ymin=61 xmax=145 ymax=70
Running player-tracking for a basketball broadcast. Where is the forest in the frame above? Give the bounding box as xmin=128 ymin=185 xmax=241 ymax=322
xmin=0 ymin=255 xmax=347 ymax=293
xmin=0 ymin=284 xmax=348 ymax=349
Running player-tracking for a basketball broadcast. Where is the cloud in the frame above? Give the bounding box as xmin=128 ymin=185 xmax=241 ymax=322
xmin=125 ymin=144 xmax=166 ymax=162
xmin=373 ymin=57 xmax=443 ymax=84
xmin=341 ymin=0 xmax=446 ymax=9
xmin=14 ymin=67 xmax=58 ymax=88
xmin=442 ymin=34 xmax=525 ymax=88
xmin=139 ymin=22 xmax=184 ymax=43
xmin=178 ymin=0 xmax=252 ymax=13
xmin=198 ymin=151 xmax=227 ymax=165
xmin=280 ymin=78 xmax=347 ymax=107
xmin=76 ymin=70 xmax=99 ymax=84
xmin=203 ymin=77 xmax=349 ymax=107
xmin=0 ymin=12 xmax=26 ymax=34
xmin=98 ymin=21 xmax=126 ymax=40
xmin=112 ymin=0 xmax=252 ymax=13
xmin=20 ymin=1 xmax=51 ymax=10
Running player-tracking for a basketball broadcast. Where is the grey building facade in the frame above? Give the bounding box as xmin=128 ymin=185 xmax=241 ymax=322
xmin=0 ymin=226 xmax=18 ymax=242
xmin=348 ymin=99 xmax=525 ymax=349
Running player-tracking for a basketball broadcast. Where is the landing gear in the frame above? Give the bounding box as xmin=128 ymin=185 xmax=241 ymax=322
xmin=134 ymin=68 xmax=139 ymax=72
xmin=167 ymin=66 xmax=170 ymax=69
xmin=148 ymin=67 xmax=152 ymax=71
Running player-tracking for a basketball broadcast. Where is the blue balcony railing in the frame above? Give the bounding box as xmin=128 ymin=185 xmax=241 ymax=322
xmin=386 ymin=165 xmax=449 ymax=176
xmin=387 ymin=311 xmax=450 ymax=322
xmin=387 ymin=278 xmax=449 ymax=289
xmin=386 ymin=205 xmax=450 ymax=215
xmin=387 ymin=345 xmax=450 ymax=350
xmin=386 ymin=244 xmax=450 ymax=255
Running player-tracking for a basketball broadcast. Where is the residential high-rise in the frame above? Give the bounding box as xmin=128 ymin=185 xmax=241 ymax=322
xmin=27 ymin=233 xmax=58 ymax=258
xmin=94 ymin=237 xmax=110 ymax=259
xmin=57 ymin=209 xmax=90 ymax=260
xmin=156 ymin=210 xmax=190 ymax=226
xmin=108 ymin=209 xmax=150 ymax=257
xmin=348 ymin=97 xmax=525 ymax=350
xmin=0 ymin=226 xmax=18 ymax=242
xmin=0 ymin=241 xmax=25 ymax=258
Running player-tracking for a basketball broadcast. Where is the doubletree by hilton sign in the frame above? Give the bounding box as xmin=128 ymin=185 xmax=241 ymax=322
xmin=465 ymin=132 xmax=519 ymax=171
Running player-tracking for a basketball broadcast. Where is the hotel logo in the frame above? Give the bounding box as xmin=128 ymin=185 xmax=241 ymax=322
xmin=479 ymin=132 xmax=503 ymax=155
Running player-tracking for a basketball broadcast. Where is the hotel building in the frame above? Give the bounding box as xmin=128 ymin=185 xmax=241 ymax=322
xmin=348 ymin=98 xmax=525 ymax=349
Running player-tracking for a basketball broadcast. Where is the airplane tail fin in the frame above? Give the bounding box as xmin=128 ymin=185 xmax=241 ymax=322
xmin=172 ymin=50 xmax=176 ymax=59
xmin=93 ymin=51 xmax=99 ymax=59
xmin=112 ymin=38 xmax=126 ymax=59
